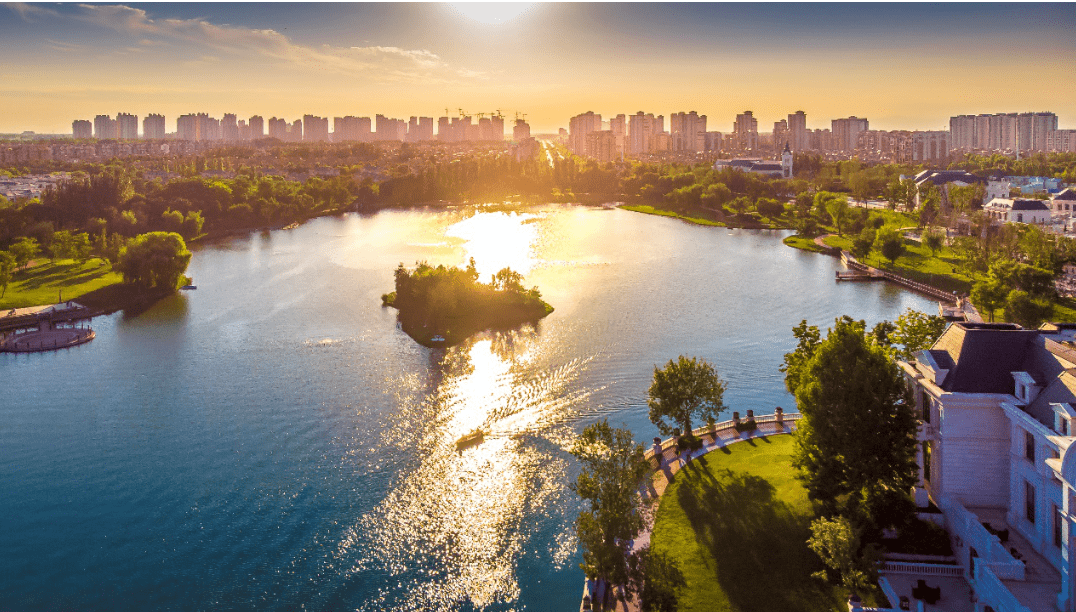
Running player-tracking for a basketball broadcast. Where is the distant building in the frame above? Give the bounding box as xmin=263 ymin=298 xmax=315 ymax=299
xmin=513 ymin=119 xmax=531 ymax=141
xmin=585 ymin=130 xmax=618 ymax=162
xmin=142 ymin=114 xmax=165 ymax=140
xmin=628 ymin=111 xmax=663 ymax=155
xmin=116 ymin=113 xmax=138 ymax=140
xmin=912 ymin=169 xmax=997 ymax=209
xmin=267 ymin=117 xmax=287 ymax=141
xmin=831 ymin=116 xmax=869 ymax=153
xmin=221 ymin=113 xmax=239 ymax=141
xmin=713 ymin=145 xmax=792 ymax=179
xmin=248 ymin=115 xmax=265 ymax=140
xmin=670 ymin=111 xmax=706 ymax=153
xmin=732 ymin=110 xmax=758 ymax=152
xmin=93 ymin=114 xmax=117 ymax=140
xmin=983 ymin=197 xmax=1052 ymax=225
xmin=568 ymin=111 xmax=601 ymax=156
xmin=303 ymin=115 xmax=329 ymax=142
xmin=950 ymin=112 xmax=1059 ymax=152
xmin=787 ymin=110 xmax=808 ymax=152
xmin=1049 ymin=189 xmax=1076 ymax=218
xmin=910 ymin=131 xmax=950 ymax=161
xmin=72 ymin=120 xmax=92 ymax=140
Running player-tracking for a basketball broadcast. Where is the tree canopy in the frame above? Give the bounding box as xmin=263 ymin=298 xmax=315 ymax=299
xmin=115 ymin=231 xmax=192 ymax=289
xmin=784 ymin=317 xmax=918 ymax=519
xmin=647 ymin=356 xmax=727 ymax=437
xmin=570 ymin=419 xmax=652 ymax=606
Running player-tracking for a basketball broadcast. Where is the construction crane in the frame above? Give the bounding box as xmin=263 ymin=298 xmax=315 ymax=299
xmin=515 ymin=112 xmax=527 ymax=121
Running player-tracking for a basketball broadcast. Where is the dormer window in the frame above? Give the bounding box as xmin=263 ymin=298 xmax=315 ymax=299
xmin=1012 ymin=372 xmax=1040 ymax=404
xmin=1053 ymin=403 xmax=1076 ymax=436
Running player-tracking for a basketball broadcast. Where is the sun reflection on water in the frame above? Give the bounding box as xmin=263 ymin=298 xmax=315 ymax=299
xmin=341 ymin=330 xmax=594 ymax=610
xmin=445 ymin=211 xmax=542 ymax=280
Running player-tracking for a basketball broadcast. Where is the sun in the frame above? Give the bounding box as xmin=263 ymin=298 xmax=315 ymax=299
xmin=450 ymin=2 xmax=534 ymax=25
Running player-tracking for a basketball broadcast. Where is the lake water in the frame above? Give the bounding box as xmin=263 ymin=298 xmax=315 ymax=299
xmin=0 ymin=204 xmax=936 ymax=611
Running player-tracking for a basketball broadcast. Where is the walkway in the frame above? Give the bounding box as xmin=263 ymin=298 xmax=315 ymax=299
xmin=580 ymin=414 xmax=800 ymax=612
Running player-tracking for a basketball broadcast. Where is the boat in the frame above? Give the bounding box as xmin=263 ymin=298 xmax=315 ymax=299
xmin=180 ymin=285 xmax=197 ymax=290
xmin=282 ymin=222 xmax=301 ymax=230
xmin=430 ymin=335 xmax=445 ymax=342
xmin=455 ymin=429 xmax=484 ymax=451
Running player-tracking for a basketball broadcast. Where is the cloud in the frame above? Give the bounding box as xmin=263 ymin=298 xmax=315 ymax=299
xmin=72 ymin=3 xmax=478 ymax=83
xmin=4 ymin=2 xmax=60 ymax=21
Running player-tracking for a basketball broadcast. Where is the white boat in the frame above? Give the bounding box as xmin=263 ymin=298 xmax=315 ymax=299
xmin=430 ymin=335 xmax=445 ymax=342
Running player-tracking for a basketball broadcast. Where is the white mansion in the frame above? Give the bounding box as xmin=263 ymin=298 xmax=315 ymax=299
xmin=900 ymin=322 xmax=1076 ymax=611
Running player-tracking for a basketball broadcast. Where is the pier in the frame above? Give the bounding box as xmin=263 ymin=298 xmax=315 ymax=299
xmin=0 ymin=302 xmax=95 ymax=352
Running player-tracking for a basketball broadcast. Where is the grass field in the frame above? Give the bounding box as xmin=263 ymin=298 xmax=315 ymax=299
xmin=650 ymin=435 xmax=880 ymax=612
xmin=621 ymin=204 xmax=726 ymax=227
xmin=0 ymin=259 xmax=123 ymax=310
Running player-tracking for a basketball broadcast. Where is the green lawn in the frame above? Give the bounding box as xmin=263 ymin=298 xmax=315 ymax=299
xmin=783 ymin=235 xmax=831 ymax=254
xmin=0 ymin=259 xmax=123 ymax=310
xmin=821 ymin=234 xmax=975 ymax=295
xmin=621 ymin=205 xmax=726 ymax=227
xmin=651 ymin=435 xmax=877 ymax=612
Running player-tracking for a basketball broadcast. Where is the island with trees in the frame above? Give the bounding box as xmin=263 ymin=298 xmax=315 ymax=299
xmin=381 ymin=259 xmax=553 ymax=347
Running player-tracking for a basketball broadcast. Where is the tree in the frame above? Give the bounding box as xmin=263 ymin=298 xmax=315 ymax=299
xmin=647 ymin=356 xmax=727 ymax=438
xmin=115 ymin=231 xmax=192 ymax=289
xmin=807 ymin=516 xmax=875 ymax=596
xmin=876 ymin=228 xmax=905 ymax=264
xmin=788 ymin=317 xmax=919 ymax=518
xmin=814 ymin=192 xmax=849 ymax=236
xmin=922 ymin=228 xmax=945 ymax=257
xmin=571 ymin=420 xmax=652 ymax=608
xmin=1006 ymin=289 xmax=1053 ymax=329
xmin=850 ymin=228 xmax=875 ymax=259
xmin=627 ymin=546 xmax=686 ymax=612
xmin=9 ymin=237 xmax=39 ymax=269
xmin=755 ymin=197 xmax=785 ymax=219
xmin=970 ymin=278 xmax=1007 ymax=322
xmin=889 ymin=308 xmax=947 ymax=360
xmin=0 ymin=250 xmax=14 ymax=298
xmin=781 ymin=319 xmax=822 ymax=396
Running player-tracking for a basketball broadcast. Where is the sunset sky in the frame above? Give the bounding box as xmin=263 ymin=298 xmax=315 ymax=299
xmin=1 ymin=2 xmax=1073 ymax=135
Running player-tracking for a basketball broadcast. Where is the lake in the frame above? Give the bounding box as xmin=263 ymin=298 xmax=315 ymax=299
xmin=0 ymin=204 xmax=936 ymax=611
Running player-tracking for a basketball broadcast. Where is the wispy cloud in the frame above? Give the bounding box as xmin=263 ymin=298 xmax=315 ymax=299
xmin=72 ymin=3 xmax=480 ymax=83
xmin=4 ymin=2 xmax=60 ymax=22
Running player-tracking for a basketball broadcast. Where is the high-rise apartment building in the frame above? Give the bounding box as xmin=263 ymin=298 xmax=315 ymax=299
xmin=949 ymin=112 xmax=1058 ymax=153
xmin=670 ymin=111 xmax=707 ymax=153
xmin=72 ymin=120 xmax=92 ymax=139
xmin=910 ymin=131 xmax=950 ymax=161
xmin=116 ymin=113 xmax=138 ymax=139
xmin=94 ymin=114 xmax=117 ymax=140
xmin=334 ymin=116 xmax=371 ymax=141
xmin=831 ymin=116 xmax=869 ymax=152
xmin=733 ymin=111 xmax=758 ymax=151
xmin=176 ymin=113 xmax=220 ymax=141
xmin=772 ymin=119 xmax=788 ymax=152
xmin=142 ymin=114 xmax=165 ymax=140
xmin=787 ymin=111 xmax=808 ymax=152
xmin=221 ymin=113 xmax=239 ymax=141
xmin=237 ymin=120 xmax=250 ymax=141
xmin=627 ymin=111 xmax=664 ymax=155
xmin=569 ymin=111 xmax=602 ymax=156
xmin=303 ymin=115 xmax=329 ymax=142
xmin=267 ymin=117 xmax=288 ymax=140
xmin=374 ymin=115 xmax=406 ymax=141
xmin=248 ymin=115 xmax=264 ymax=139
xmin=513 ymin=119 xmax=531 ymax=142
xmin=491 ymin=115 xmax=505 ymax=141
xmin=585 ymin=130 xmax=618 ymax=162
xmin=288 ymin=119 xmax=303 ymax=143
xmin=610 ymin=114 xmax=626 ymax=157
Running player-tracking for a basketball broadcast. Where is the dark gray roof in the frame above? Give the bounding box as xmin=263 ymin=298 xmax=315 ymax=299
xmin=1055 ymin=188 xmax=1076 ymax=201
xmin=1024 ymin=369 xmax=1076 ymax=427
xmin=916 ymin=170 xmax=987 ymax=187
xmin=930 ymin=323 xmax=1038 ymax=394
xmin=1012 ymin=199 xmax=1050 ymax=211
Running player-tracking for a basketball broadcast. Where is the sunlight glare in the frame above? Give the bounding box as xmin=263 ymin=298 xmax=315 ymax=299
xmin=445 ymin=211 xmax=540 ymax=279
xmin=450 ymin=2 xmax=534 ymax=25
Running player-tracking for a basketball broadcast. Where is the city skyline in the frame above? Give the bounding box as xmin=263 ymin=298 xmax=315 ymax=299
xmin=2 ymin=2 xmax=1074 ymax=135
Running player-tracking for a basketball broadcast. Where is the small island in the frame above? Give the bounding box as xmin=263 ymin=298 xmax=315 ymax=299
xmin=382 ymin=259 xmax=553 ymax=347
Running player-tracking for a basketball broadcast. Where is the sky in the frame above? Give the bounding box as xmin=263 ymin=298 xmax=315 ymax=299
xmin=0 ymin=2 xmax=1073 ymax=135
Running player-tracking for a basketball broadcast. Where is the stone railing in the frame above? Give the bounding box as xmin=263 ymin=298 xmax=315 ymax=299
xmin=841 ymin=250 xmax=960 ymax=305
xmin=936 ymin=494 xmax=1025 ymax=581
xmin=879 ymin=561 xmax=963 ymax=576
xmin=643 ymin=410 xmax=802 ymax=461
xmin=974 ymin=562 xmax=1033 ymax=612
